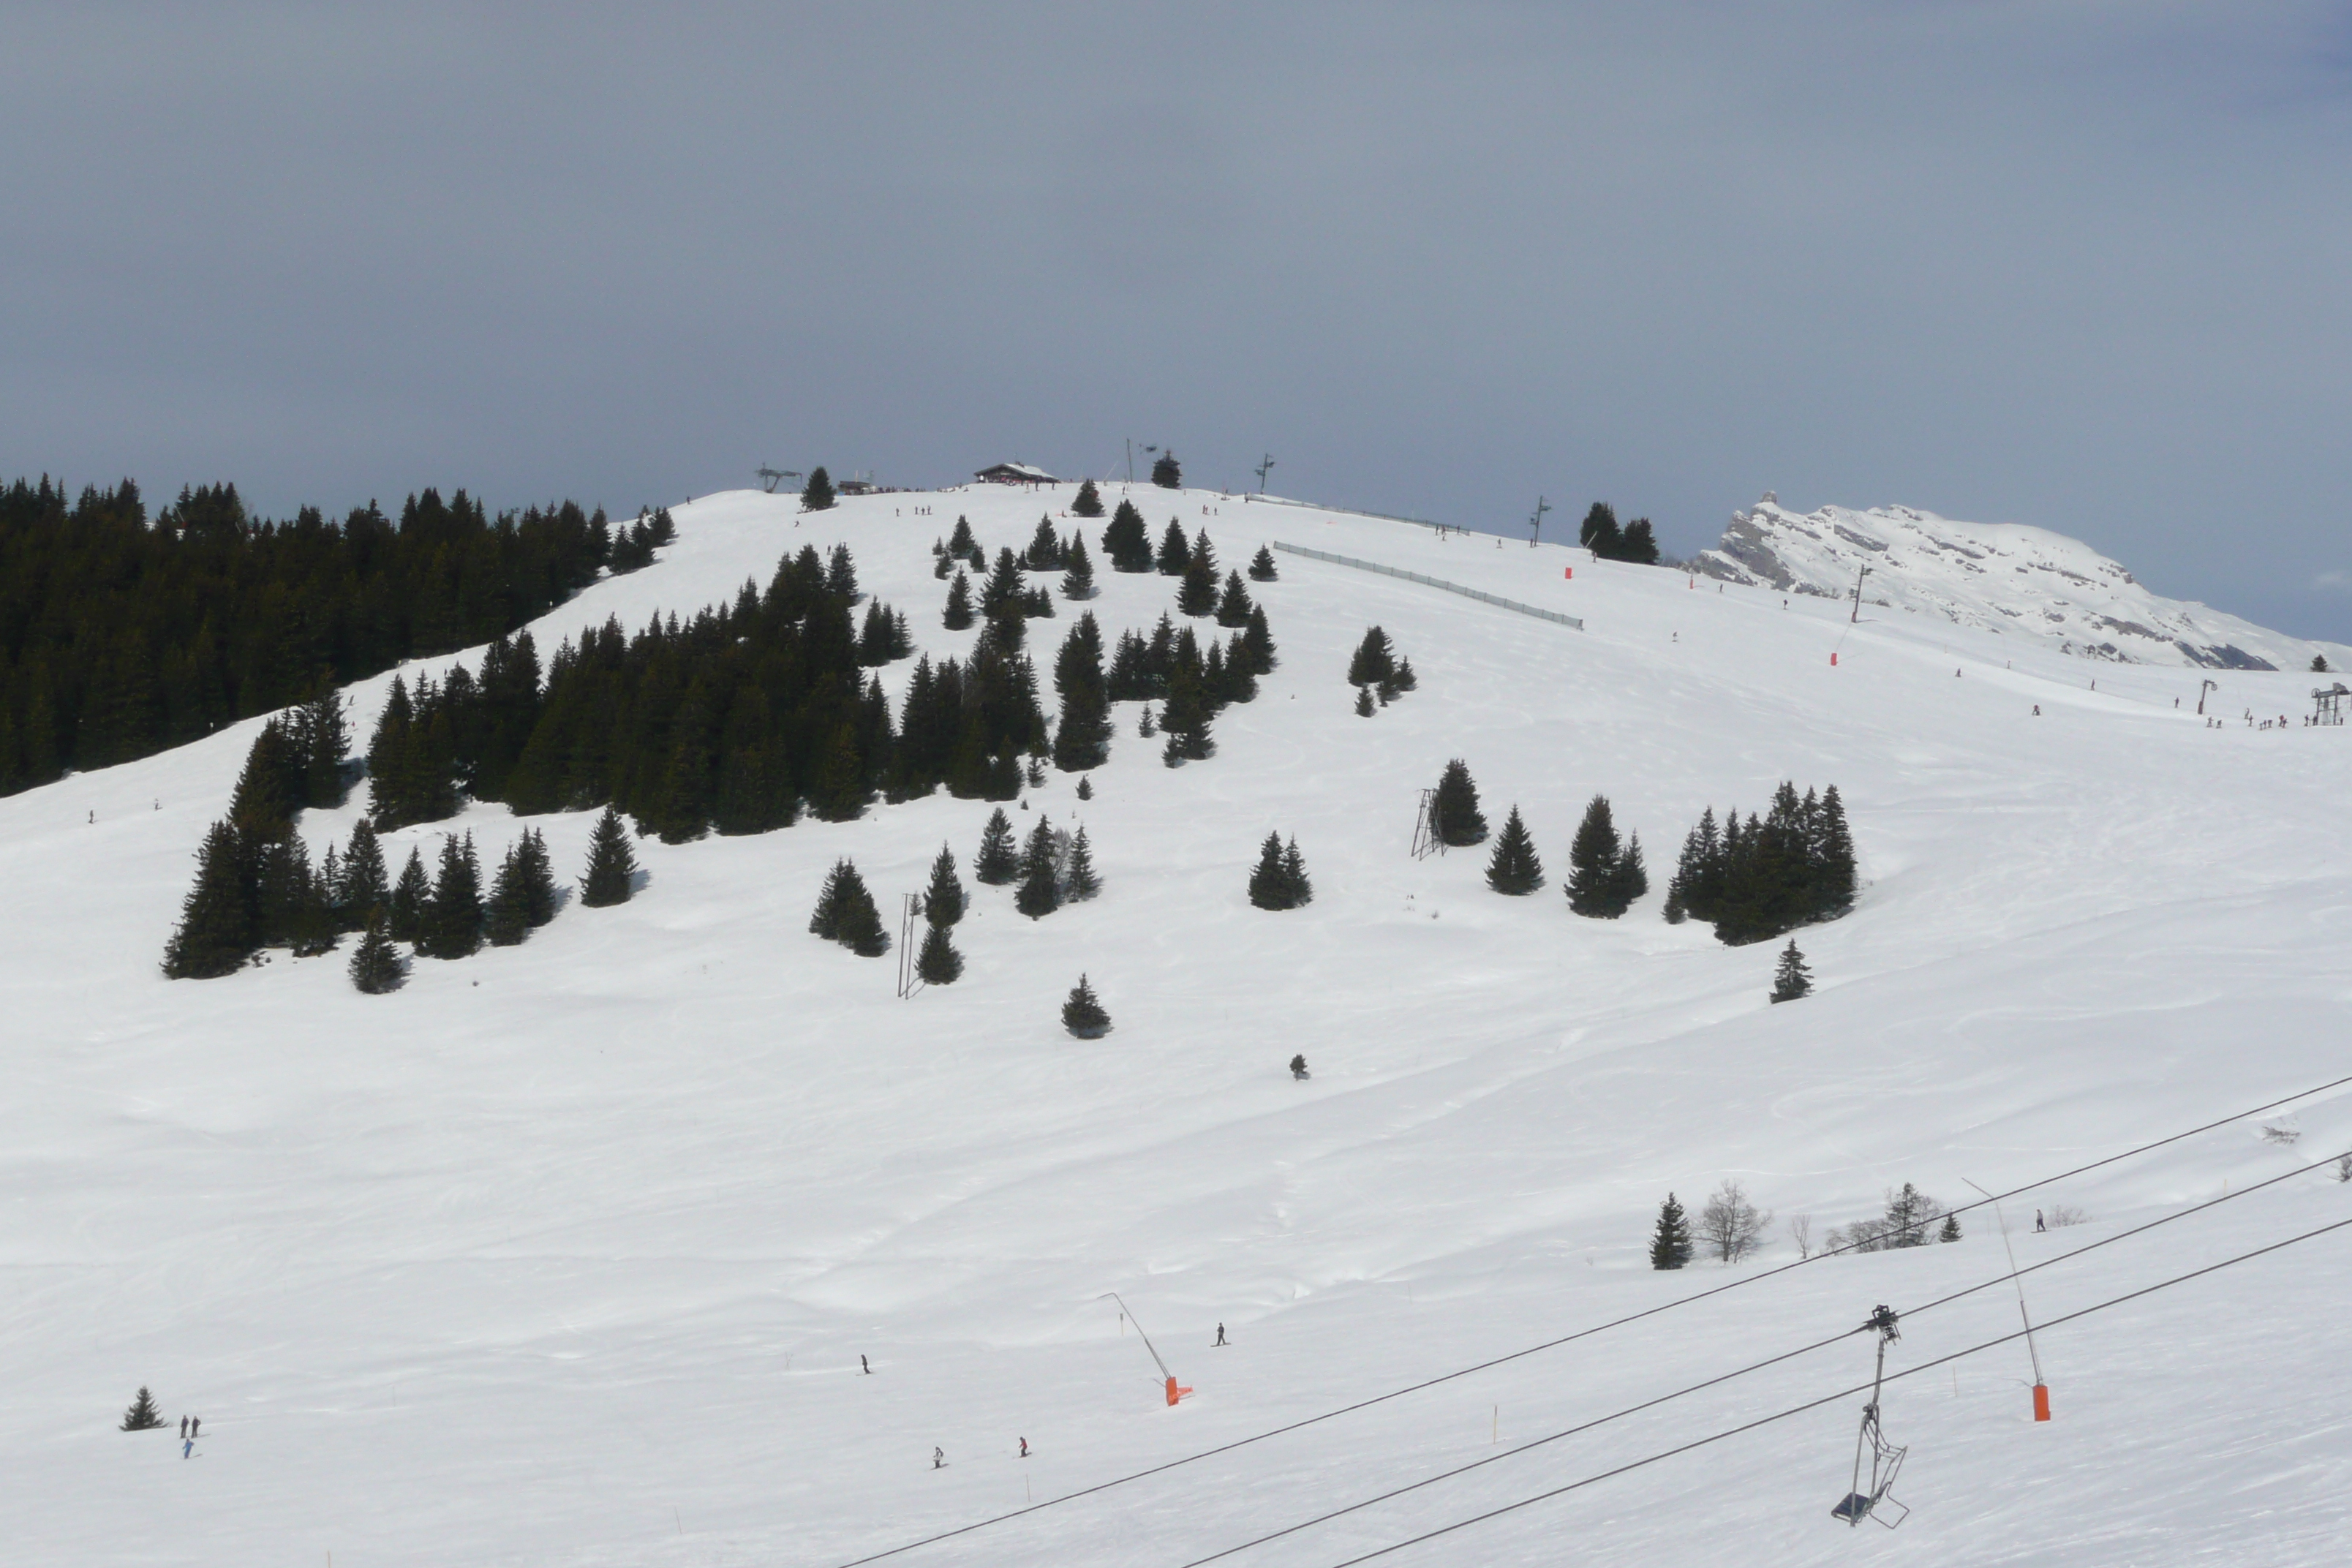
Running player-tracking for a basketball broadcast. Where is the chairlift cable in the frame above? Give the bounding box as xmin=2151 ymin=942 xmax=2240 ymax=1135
xmin=1314 ymin=1214 xmax=2352 ymax=1568
xmin=826 ymin=1072 xmax=2352 ymax=1568
xmin=1171 ymin=1143 xmax=2351 ymax=1568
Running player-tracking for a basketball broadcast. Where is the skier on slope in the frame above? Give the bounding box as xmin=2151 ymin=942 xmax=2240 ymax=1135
xmin=1290 ymin=1055 xmax=1310 ymax=1080
xmin=932 ymin=1447 xmax=946 ymax=1469
xmin=1213 ymin=1324 xmax=1228 ymax=1347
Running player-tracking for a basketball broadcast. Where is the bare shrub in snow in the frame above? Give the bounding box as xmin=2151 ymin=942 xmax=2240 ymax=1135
xmin=1787 ymin=1214 xmax=1814 ymax=1259
xmin=2046 ymin=1202 xmax=2089 ymax=1228
xmin=1696 ymin=1180 xmax=1772 ymax=1264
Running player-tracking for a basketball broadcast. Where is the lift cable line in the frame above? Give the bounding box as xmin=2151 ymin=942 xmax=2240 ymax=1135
xmin=826 ymin=1071 xmax=2352 ymax=1568
xmin=1169 ymin=1141 xmax=2352 ymax=1568
xmin=1313 ymin=1213 xmax=2352 ymax=1567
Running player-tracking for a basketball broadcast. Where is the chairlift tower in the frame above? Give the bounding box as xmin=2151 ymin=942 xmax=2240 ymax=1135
xmin=1254 ymin=453 xmax=1276 ymax=494
xmin=1831 ymin=1304 xmax=1910 ymax=1529
xmin=1528 ymin=495 xmax=1552 ymax=549
xmin=756 ymin=466 xmax=802 ymax=495
xmin=1411 ymin=788 xmax=1444 ymax=860
xmin=1850 ymin=565 xmax=1871 ymax=623
xmin=2198 ymin=678 xmax=2218 ymax=716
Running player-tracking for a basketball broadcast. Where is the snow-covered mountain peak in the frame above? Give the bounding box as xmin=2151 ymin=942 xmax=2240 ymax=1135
xmin=1692 ymin=496 xmax=2334 ymax=671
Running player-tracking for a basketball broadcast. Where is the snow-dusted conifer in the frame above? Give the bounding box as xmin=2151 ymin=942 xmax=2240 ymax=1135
xmin=1649 ymin=1193 xmax=1693 ymax=1270
xmin=1062 ymin=974 xmax=1112 ymax=1038
xmin=1485 ymin=807 xmax=1544 ymax=894
xmin=973 ymin=807 xmax=1020 ymax=885
xmin=1769 ymin=940 xmax=1811 ymax=1003
xmin=581 ymin=807 xmax=637 ymax=908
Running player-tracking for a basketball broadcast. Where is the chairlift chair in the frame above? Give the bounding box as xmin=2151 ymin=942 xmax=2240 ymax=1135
xmin=1832 ymin=1305 xmax=1910 ymax=1528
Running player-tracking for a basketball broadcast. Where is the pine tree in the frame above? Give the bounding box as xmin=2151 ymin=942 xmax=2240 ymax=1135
xmin=1075 ymin=774 xmax=1093 ymax=800
xmin=1769 ymin=940 xmax=1812 ymax=1003
xmin=485 ymin=844 xmax=530 ymax=946
xmin=1071 ymin=478 xmax=1104 ymax=517
xmin=922 ymin=842 xmax=966 ymax=927
xmin=1390 ymin=657 xmax=1417 ymax=694
xmin=1213 ymin=570 xmax=1254 ymax=627
xmin=827 ymin=543 xmax=859 ymax=601
xmin=1102 ymin=499 xmax=1154 ymax=573
xmin=915 ymin=921 xmax=964 ymax=984
xmin=1619 ymin=518 xmax=1660 ymax=565
xmin=1063 ymin=973 xmax=1112 ymax=1036
xmin=388 ymin=845 xmax=431 ymax=941
xmin=339 ymin=819 xmax=389 ymax=930
xmin=2314 ymin=655 xmax=2332 ymax=674
xmin=417 ymin=832 xmax=483 ymax=959
xmin=1649 ymin=1193 xmax=1694 ymax=1270
xmin=1281 ymin=836 xmax=1312 ymax=905
xmin=1567 ymin=795 xmax=1627 ymax=917
xmin=1061 ymin=536 xmax=1097 ymax=600
xmin=161 ymin=819 xmax=257 ymax=979
xmin=1485 ymin=806 xmax=1545 ymax=894
xmin=516 ymin=828 xmax=557 ymax=926
xmin=1150 ymin=451 xmax=1182 ymax=488
xmin=1015 ymin=815 xmax=1063 ymax=919
xmin=1610 ymin=832 xmax=1649 ymax=912
xmin=1064 ymin=826 xmax=1101 ymax=900
xmin=1025 ymin=514 xmax=1064 ymax=570
xmin=348 ymin=914 xmax=404 ymax=993
xmin=1433 ymin=759 xmax=1487 ymax=846
xmin=580 ymin=806 xmax=637 ymax=907
xmin=1178 ymin=532 xmax=1219 ymax=615
xmin=1579 ymin=501 xmax=1621 ymax=557
xmin=949 ymin=514 xmax=977 ymax=557
xmin=1248 ymin=544 xmax=1278 ymax=581
xmin=802 ymin=467 xmax=836 ymax=511
xmin=943 ymin=569 xmax=975 ymax=630
xmin=1248 ymin=832 xmax=1289 ymax=909
xmin=810 ymin=858 xmax=888 ymax=954
xmin=1938 ymin=1212 xmax=1961 ymax=1243
xmin=120 ymin=1386 xmax=166 ymax=1431
xmin=973 ymin=807 xmax=1020 ymax=884
xmin=1346 ymin=626 xmax=1396 ymax=689
xmin=1156 ymin=520 xmax=1189 ymax=576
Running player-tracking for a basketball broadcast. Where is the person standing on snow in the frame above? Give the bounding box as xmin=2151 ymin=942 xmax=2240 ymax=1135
xmin=1019 ymin=1438 xmax=1029 ymax=1458
xmin=2035 ymin=1209 xmax=2046 ymax=1232
xmin=932 ymin=1447 xmax=946 ymax=1469
xmin=1213 ymin=1324 xmax=1228 ymax=1346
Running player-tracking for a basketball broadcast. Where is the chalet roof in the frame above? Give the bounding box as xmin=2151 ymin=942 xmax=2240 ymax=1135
xmin=974 ymin=461 xmax=1057 ymax=484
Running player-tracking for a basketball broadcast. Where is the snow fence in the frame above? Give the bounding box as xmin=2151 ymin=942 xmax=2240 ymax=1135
xmin=1269 ymin=541 xmax=1585 ymax=631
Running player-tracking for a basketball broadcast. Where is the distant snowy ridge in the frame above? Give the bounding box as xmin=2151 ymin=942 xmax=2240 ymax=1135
xmin=1692 ymin=495 xmax=2343 ymax=671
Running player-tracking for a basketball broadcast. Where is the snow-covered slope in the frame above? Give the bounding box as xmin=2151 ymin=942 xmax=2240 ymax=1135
xmin=4 ymin=483 xmax=2351 ymax=1567
xmin=1692 ymin=494 xmax=2348 ymax=671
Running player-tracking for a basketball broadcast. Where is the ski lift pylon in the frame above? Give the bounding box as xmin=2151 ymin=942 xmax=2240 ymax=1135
xmin=1831 ymin=1304 xmax=1910 ymax=1528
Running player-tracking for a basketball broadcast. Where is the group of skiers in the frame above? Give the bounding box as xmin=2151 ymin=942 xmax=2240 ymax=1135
xmin=178 ymin=1413 xmax=202 ymax=1458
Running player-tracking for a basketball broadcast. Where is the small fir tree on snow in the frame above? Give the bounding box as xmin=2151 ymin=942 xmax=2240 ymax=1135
xmin=1769 ymin=940 xmax=1811 ymax=1003
xmin=1213 ymin=570 xmax=1254 ymax=627
xmin=160 ymin=819 xmax=256 ymax=979
xmin=2313 ymin=655 xmax=2332 ymax=674
xmin=1938 ymin=1213 xmax=1961 ymax=1243
xmin=484 ymin=844 xmax=531 ymax=947
xmin=120 ymin=1387 xmax=166 ymax=1431
xmin=348 ymin=914 xmax=404 ymax=993
xmin=1388 ymin=656 xmax=1417 ymax=695
xmin=915 ymin=921 xmax=964 ymax=985
xmin=1579 ymin=501 xmax=1621 ymax=557
xmin=948 ymin=514 xmax=977 ymax=557
xmin=1061 ymin=536 xmax=1097 ymax=600
xmin=1025 ymin=515 xmax=1064 ymax=570
xmin=1156 ymin=519 xmax=1190 ymax=576
xmin=943 ymin=570 xmax=976 ymax=630
xmin=1138 ymin=703 xmax=1158 ymax=738
xmin=389 ymin=845 xmax=431 ymax=941
xmin=418 ymin=832 xmax=484 ymax=960
xmin=340 ymin=818 xmax=390 ymax=929
xmin=1566 ymin=795 xmax=1631 ymax=917
xmin=973 ymin=807 xmax=1021 ymax=885
xmin=1101 ymin=498 xmax=1154 ymax=572
xmin=1248 ymin=832 xmax=1313 ymax=910
xmin=1063 ymin=973 xmax=1112 ymax=1038
xmin=1072 ymin=478 xmax=1104 ymax=517
xmin=1346 ymin=626 xmax=1397 ymax=689
xmin=1649 ymin=1193 xmax=1694 ymax=1270
xmin=1433 ymin=758 xmax=1488 ymax=847
xmin=1150 ymin=451 xmax=1182 ymax=488
xmin=1063 ymin=826 xmax=1101 ymax=900
xmin=516 ymin=828 xmax=558 ymax=927
xmin=1353 ymin=685 xmax=1375 ymax=717
xmin=1485 ymin=806 xmax=1545 ymax=894
xmin=826 ymin=543 xmax=859 ymax=601
xmin=1178 ymin=532 xmax=1221 ymax=616
xmin=1280 ymin=837 xmax=1312 ymax=905
xmin=801 ymin=466 xmax=836 ymax=511
xmin=1248 ymin=543 xmax=1278 ymax=581
xmin=809 ymin=858 xmax=889 ymax=955
xmin=923 ymin=843 xmax=966 ymax=926
xmin=580 ymin=806 xmax=638 ymax=908
xmin=1075 ymin=774 xmax=1093 ymax=801
xmin=1015 ymin=815 xmax=1063 ymax=919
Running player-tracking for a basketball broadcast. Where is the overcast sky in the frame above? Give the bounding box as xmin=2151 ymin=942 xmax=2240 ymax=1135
xmin=5 ymin=3 xmax=2348 ymax=636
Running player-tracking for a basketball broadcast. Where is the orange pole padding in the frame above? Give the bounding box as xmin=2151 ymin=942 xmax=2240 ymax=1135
xmin=1831 ymin=652 xmax=1838 ymax=666
xmin=2032 ymin=1384 xmax=2051 ymax=1422
xmin=1564 ymin=567 xmax=1573 ymax=579
xmin=1165 ymin=1376 xmax=1192 ymax=1406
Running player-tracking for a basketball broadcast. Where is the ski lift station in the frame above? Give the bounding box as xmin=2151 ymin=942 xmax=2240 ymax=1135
xmin=973 ymin=461 xmax=1058 ymax=486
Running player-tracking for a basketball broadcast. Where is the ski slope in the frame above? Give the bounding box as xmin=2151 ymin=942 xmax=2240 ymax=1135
xmin=2 ymin=480 xmax=2349 ymax=1567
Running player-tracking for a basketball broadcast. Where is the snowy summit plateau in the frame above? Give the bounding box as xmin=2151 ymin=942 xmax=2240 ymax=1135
xmin=1693 ymin=494 xmax=2329 ymax=671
